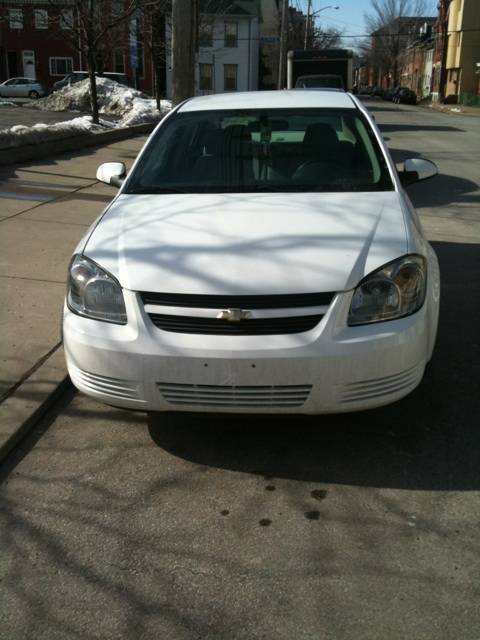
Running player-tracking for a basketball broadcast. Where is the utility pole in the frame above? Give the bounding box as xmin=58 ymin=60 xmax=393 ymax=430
xmin=172 ymin=0 xmax=195 ymax=105
xmin=304 ymin=0 xmax=312 ymax=49
xmin=277 ymin=0 xmax=288 ymax=89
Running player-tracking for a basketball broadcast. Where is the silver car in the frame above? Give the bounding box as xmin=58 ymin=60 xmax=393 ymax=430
xmin=0 ymin=77 xmax=46 ymax=99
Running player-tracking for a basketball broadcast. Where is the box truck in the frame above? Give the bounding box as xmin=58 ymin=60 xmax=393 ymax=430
xmin=287 ymin=49 xmax=354 ymax=91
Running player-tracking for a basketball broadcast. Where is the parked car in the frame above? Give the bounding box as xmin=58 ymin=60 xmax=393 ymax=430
xmin=384 ymin=86 xmax=400 ymax=101
xmin=295 ymin=74 xmax=344 ymax=90
xmin=63 ymin=90 xmax=440 ymax=415
xmin=359 ymin=85 xmax=373 ymax=95
xmin=394 ymin=87 xmax=417 ymax=105
xmin=371 ymin=85 xmax=386 ymax=98
xmin=0 ymin=77 xmax=46 ymax=99
xmin=53 ymin=71 xmax=129 ymax=91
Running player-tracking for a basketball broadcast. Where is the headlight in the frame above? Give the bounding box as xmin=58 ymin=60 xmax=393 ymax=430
xmin=348 ymin=255 xmax=426 ymax=326
xmin=67 ymin=255 xmax=127 ymax=324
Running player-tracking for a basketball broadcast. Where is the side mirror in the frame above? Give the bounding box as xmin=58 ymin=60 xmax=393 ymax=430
xmin=399 ymin=158 xmax=438 ymax=188
xmin=96 ymin=162 xmax=126 ymax=188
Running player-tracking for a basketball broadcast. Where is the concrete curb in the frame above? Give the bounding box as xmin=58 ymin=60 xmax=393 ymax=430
xmin=0 ymin=121 xmax=157 ymax=166
xmin=0 ymin=346 xmax=70 ymax=462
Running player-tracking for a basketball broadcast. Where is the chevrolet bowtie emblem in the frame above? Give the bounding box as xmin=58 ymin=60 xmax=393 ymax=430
xmin=216 ymin=308 xmax=251 ymax=322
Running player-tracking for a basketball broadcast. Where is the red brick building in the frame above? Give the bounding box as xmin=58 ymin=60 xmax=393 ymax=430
xmin=0 ymin=1 xmax=155 ymax=93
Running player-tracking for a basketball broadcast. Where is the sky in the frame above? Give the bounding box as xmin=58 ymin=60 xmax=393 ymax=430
xmin=294 ymin=0 xmax=438 ymax=41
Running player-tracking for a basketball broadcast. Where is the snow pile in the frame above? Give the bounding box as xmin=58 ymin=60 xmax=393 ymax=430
xmin=29 ymin=77 xmax=170 ymax=127
xmin=0 ymin=116 xmax=108 ymax=149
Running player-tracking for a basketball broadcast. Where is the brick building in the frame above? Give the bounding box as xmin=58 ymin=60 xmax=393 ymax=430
xmin=398 ymin=20 xmax=435 ymax=98
xmin=0 ymin=0 xmax=155 ymax=94
xmin=0 ymin=1 xmax=80 ymax=89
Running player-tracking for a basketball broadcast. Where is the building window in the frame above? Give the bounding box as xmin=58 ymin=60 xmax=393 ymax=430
xmin=224 ymin=22 xmax=238 ymax=47
xmin=34 ymin=9 xmax=48 ymax=30
xmin=199 ymin=63 xmax=213 ymax=90
xmin=114 ymin=50 xmax=125 ymax=74
xmin=111 ymin=0 xmax=124 ymax=19
xmin=60 ymin=9 xmax=74 ymax=30
xmin=199 ymin=22 xmax=213 ymax=47
xmin=49 ymin=57 xmax=73 ymax=76
xmin=224 ymin=64 xmax=237 ymax=91
xmin=9 ymin=9 xmax=23 ymax=30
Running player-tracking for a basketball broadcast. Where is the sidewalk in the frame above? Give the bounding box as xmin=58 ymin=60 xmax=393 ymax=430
xmin=421 ymin=101 xmax=480 ymax=117
xmin=0 ymin=135 xmax=146 ymax=439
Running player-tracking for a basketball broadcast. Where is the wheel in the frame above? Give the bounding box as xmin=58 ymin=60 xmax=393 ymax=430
xmin=28 ymin=90 xmax=40 ymax=99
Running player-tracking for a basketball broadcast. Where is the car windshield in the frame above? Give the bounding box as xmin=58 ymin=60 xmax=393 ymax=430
xmin=296 ymin=76 xmax=344 ymax=89
xmin=125 ymin=108 xmax=394 ymax=194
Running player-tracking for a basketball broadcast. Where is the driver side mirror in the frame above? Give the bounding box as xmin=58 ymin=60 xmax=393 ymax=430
xmin=96 ymin=162 xmax=126 ymax=188
xmin=399 ymin=158 xmax=438 ymax=188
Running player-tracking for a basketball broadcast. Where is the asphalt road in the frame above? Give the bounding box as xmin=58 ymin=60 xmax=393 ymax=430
xmin=1 ymin=100 xmax=480 ymax=640
xmin=0 ymin=104 xmax=83 ymax=129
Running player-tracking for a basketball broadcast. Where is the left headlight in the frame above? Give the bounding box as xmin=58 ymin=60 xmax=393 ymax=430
xmin=348 ymin=254 xmax=426 ymax=326
xmin=66 ymin=254 xmax=127 ymax=324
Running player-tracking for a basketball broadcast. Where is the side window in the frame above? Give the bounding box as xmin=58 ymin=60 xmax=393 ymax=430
xmin=9 ymin=9 xmax=23 ymax=29
xmin=224 ymin=22 xmax=237 ymax=47
xmin=34 ymin=9 xmax=48 ymax=30
xmin=199 ymin=22 xmax=213 ymax=47
xmin=354 ymin=119 xmax=381 ymax=182
xmin=199 ymin=64 xmax=213 ymax=91
xmin=224 ymin=64 xmax=237 ymax=91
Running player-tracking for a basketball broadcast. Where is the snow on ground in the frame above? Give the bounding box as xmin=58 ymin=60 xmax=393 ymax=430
xmin=0 ymin=116 xmax=110 ymax=149
xmin=29 ymin=77 xmax=171 ymax=127
xmin=0 ymin=100 xmax=17 ymax=107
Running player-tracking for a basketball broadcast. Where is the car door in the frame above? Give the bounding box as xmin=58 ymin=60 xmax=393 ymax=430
xmin=17 ymin=79 xmax=31 ymax=97
xmin=1 ymin=79 xmax=19 ymax=97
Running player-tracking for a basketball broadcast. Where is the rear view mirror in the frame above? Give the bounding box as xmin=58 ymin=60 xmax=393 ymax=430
xmin=399 ymin=158 xmax=438 ymax=187
xmin=96 ymin=162 xmax=126 ymax=188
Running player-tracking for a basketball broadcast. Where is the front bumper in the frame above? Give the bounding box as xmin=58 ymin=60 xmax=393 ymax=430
xmin=63 ymin=287 xmax=434 ymax=414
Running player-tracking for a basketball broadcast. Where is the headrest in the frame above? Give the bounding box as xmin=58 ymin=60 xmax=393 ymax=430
xmin=303 ymin=123 xmax=338 ymax=148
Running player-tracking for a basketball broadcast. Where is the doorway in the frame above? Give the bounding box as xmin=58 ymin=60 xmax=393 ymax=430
xmin=22 ymin=50 xmax=35 ymax=79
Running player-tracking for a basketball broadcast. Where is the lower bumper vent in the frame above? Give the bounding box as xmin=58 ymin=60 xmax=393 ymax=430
xmin=339 ymin=366 xmax=423 ymax=403
xmin=69 ymin=366 xmax=140 ymax=401
xmin=157 ymin=382 xmax=312 ymax=407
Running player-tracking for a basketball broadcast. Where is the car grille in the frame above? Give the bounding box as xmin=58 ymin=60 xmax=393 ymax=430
xmin=141 ymin=291 xmax=334 ymax=336
xmin=148 ymin=313 xmax=323 ymax=335
xmin=140 ymin=291 xmax=335 ymax=309
xmin=157 ymin=382 xmax=312 ymax=407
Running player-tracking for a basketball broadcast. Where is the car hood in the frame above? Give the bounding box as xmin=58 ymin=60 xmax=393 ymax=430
xmin=83 ymin=191 xmax=408 ymax=295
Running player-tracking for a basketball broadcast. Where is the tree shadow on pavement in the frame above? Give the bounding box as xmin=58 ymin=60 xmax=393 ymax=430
xmin=148 ymin=241 xmax=480 ymax=492
xmin=386 ymin=148 xmax=479 ymax=209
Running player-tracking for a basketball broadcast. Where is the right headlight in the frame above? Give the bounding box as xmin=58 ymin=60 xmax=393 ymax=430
xmin=67 ymin=254 xmax=127 ymax=325
xmin=348 ymin=254 xmax=426 ymax=326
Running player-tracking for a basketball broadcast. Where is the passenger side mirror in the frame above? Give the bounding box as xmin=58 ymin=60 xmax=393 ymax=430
xmin=399 ymin=158 xmax=437 ymax=188
xmin=96 ymin=162 xmax=126 ymax=188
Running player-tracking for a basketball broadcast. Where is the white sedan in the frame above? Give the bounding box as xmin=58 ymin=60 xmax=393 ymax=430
xmin=63 ymin=90 xmax=440 ymax=414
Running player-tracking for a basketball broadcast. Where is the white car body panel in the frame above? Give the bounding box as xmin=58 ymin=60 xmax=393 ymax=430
xmin=83 ymin=191 xmax=408 ymax=295
xmin=63 ymin=90 xmax=440 ymax=414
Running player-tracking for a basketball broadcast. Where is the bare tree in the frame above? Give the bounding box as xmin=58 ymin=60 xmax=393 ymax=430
xmin=137 ymin=0 xmax=171 ymax=109
xmin=311 ymin=26 xmax=344 ymax=49
xmin=48 ymin=0 xmax=140 ymax=123
xmin=364 ymin=0 xmax=436 ymax=86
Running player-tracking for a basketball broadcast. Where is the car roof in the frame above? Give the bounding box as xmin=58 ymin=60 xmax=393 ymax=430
xmin=7 ymin=77 xmax=34 ymax=81
xmin=178 ymin=90 xmax=356 ymax=112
